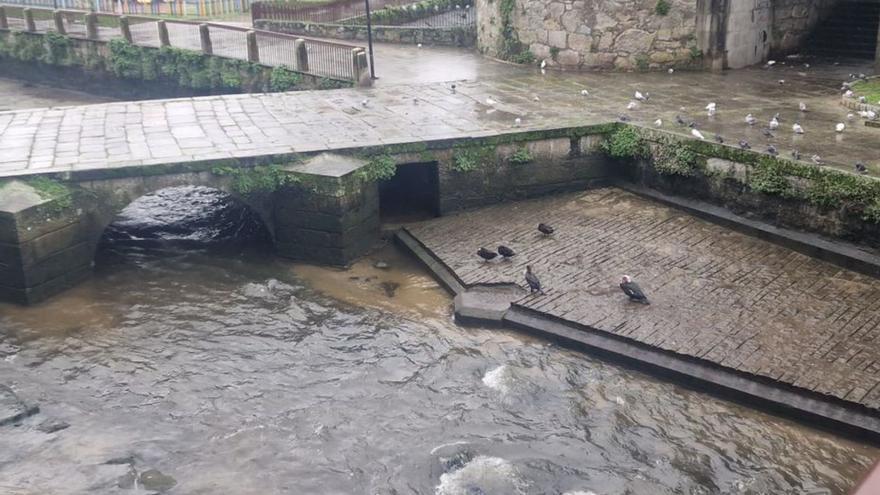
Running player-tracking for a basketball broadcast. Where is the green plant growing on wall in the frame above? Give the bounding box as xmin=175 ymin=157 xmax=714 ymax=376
xmin=654 ymin=0 xmax=671 ymax=16
xmin=635 ymin=54 xmax=649 ymax=71
xmin=549 ymin=46 xmax=560 ymax=60
xmin=508 ymin=146 xmax=533 ymax=165
xmin=497 ymin=0 xmax=533 ymax=64
xmin=27 ymin=176 xmax=73 ymax=212
xmin=269 ymin=65 xmax=302 ymax=92
xmin=212 ymin=165 xmax=299 ymax=194
xmin=451 ymin=147 xmax=490 ymax=172
xmin=652 ymin=140 xmax=699 ymax=176
xmin=601 ymin=126 xmax=649 ymax=160
xmin=44 ymin=31 xmax=73 ymax=65
xmin=357 ymin=154 xmax=398 ymax=182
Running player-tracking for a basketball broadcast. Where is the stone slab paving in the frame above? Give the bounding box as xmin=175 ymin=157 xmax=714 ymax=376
xmin=406 ymin=187 xmax=880 ymax=412
xmin=0 ymin=58 xmax=878 ymax=178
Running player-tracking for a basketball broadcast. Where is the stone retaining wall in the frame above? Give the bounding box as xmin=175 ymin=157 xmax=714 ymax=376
xmin=254 ymin=19 xmax=476 ymax=47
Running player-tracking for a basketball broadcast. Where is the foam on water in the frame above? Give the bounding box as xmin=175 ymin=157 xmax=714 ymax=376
xmin=481 ymin=365 xmax=513 ymax=395
xmin=435 ymin=456 xmax=527 ymax=495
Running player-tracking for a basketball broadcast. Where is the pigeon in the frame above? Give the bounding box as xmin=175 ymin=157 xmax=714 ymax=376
xmin=580 ymin=89 xmax=589 ymax=96
xmin=498 ymin=245 xmax=516 ymax=259
xmin=835 ymin=123 xmax=845 ymax=133
xmin=634 ymin=91 xmax=648 ymax=101
xmin=844 ymin=90 xmax=854 ymax=98
xmin=620 ymin=275 xmax=650 ymax=304
xmin=856 ymin=162 xmax=868 ymax=174
xmin=668 ymin=68 xmax=674 ymax=74
xmin=778 ymin=79 xmax=785 ymax=85
xmin=525 ymin=266 xmax=544 ymax=295
xmin=847 ymin=113 xmax=856 ymax=121
xmin=450 ymin=84 xmax=457 ymax=93
xmin=477 ymin=248 xmax=497 ymax=261
xmin=799 ymin=101 xmax=807 ymax=112
xmin=811 ymin=154 xmax=823 ymax=164
xmin=538 ymin=223 xmax=554 ymax=236
xmin=533 ymin=95 xmax=540 ymax=102
xmin=739 ymin=140 xmax=751 ymax=150
xmin=691 ymin=128 xmax=705 ymax=140
xmin=767 ymin=60 xmax=777 ymax=66
xmin=514 ymin=117 xmax=522 ymax=127
xmin=714 ymin=134 xmax=724 ymax=144
xmin=767 ymin=144 xmax=778 ymax=156
xmin=361 ymin=99 xmax=369 ymax=107
xmin=745 ymin=113 xmax=757 ymax=126
xmin=792 ymin=149 xmax=801 ymax=160
xmin=627 ymin=101 xmax=638 ymax=110
xmin=707 ymin=106 xmax=716 ymax=117
xmin=654 ymin=118 xmax=663 ymax=127
xmin=769 ymin=117 xmax=779 ymax=130
xmin=618 ymin=114 xmax=631 ymax=122
xmin=417 ymin=43 xmax=422 ymax=48
xmin=675 ymin=115 xmax=687 ymax=126
xmin=705 ymin=102 xmax=717 ymax=112
xmin=541 ymin=59 xmax=547 ymax=69
xmin=792 ymin=123 xmax=804 ymax=134
xmin=860 ymin=96 xmax=867 ymax=103
xmin=485 ymin=97 xmax=497 ymax=106
xmin=868 ymin=110 xmax=878 ymax=120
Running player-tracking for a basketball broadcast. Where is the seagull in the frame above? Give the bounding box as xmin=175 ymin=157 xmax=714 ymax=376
xmin=485 ymin=97 xmax=497 ymax=106
xmin=799 ymin=101 xmax=807 ymax=112
xmin=514 ymin=117 xmax=522 ymax=127
xmin=524 ymin=266 xmax=544 ymax=295
xmin=580 ymin=89 xmax=589 ymax=96
xmin=791 ymin=149 xmax=801 ymax=160
xmin=856 ymin=162 xmax=868 ymax=174
xmin=714 ymin=134 xmax=724 ymax=144
xmin=835 ymin=123 xmax=845 ymax=133
xmin=668 ymin=68 xmax=675 ymax=74
xmin=533 ymin=95 xmax=540 ymax=102
xmin=654 ymin=118 xmax=663 ymax=127
xmin=361 ymin=99 xmax=369 ymax=107
xmin=627 ymin=101 xmax=638 ymax=110
xmin=417 ymin=43 xmax=423 ymax=48
xmin=541 ymin=59 xmax=547 ymax=69
xmin=634 ymin=91 xmax=648 ymax=101
xmin=498 ymin=245 xmax=516 ymax=259
xmin=477 ymin=248 xmax=497 ymax=261
xmin=769 ymin=116 xmax=779 ymax=130
xmin=847 ymin=113 xmax=856 ymax=121
xmin=691 ymin=128 xmax=705 ymax=140
xmin=739 ymin=140 xmax=751 ymax=150
xmin=537 ymin=223 xmax=554 ymax=235
xmin=620 ymin=275 xmax=650 ymax=305
xmin=792 ymin=123 xmax=804 ymax=134
xmin=767 ymin=60 xmax=777 ymax=67
xmin=811 ymin=154 xmax=823 ymax=164
xmin=705 ymin=102 xmax=716 ymax=112
xmin=767 ymin=144 xmax=778 ymax=156
xmin=745 ymin=113 xmax=757 ymax=126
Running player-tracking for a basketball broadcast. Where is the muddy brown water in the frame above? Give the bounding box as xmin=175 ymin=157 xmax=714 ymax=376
xmin=0 ymin=186 xmax=877 ymax=495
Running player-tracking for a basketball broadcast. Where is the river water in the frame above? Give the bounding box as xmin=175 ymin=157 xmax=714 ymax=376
xmin=0 ymin=86 xmax=878 ymax=495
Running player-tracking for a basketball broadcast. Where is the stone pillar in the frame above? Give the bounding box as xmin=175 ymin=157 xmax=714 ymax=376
xmin=0 ymin=7 xmax=8 ymax=30
xmin=119 ymin=15 xmax=133 ymax=43
xmin=199 ymin=23 xmax=212 ymax=55
xmin=53 ymin=10 xmax=66 ymax=35
xmin=294 ymin=38 xmax=308 ymax=72
xmin=23 ymin=8 xmax=35 ymax=32
xmin=273 ymin=154 xmax=380 ymax=266
xmin=354 ymin=48 xmax=370 ymax=87
xmin=695 ymin=0 xmax=727 ymax=71
xmin=85 ymin=12 xmax=98 ymax=40
xmin=157 ymin=19 xmax=170 ymax=46
xmin=0 ymin=181 xmax=92 ymax=305
xmin=246 ymin=30 xmax=259 ymax=62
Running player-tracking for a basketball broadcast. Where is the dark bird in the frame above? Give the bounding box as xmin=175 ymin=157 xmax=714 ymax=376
xmin=620 ymin=275 xmax=650 ymax=305
xmin=791 ymin=149 xmax=801 ymax=160
xmin=739 ymin=140 xmax=751 ymax=150
xmin=524 ymin=265 xmax=544 ymax=295
xmin=761 ymin=128 xmax=774 ymax=139
xmin=498 ymin=245 xmax=516 ymax=259
xmin=618 ymin=114 xmax=631 ymax=122
xmin=714 ymin=134 xmax=724 ymax=144
xmin=767 ymin=144 xmax=778 ymax=156
xmin=688 ymin=121 xmax=698 ymax=129
xmin=477 ymin=247 xmax=497 ymax=261
xmin=537 ymin=223 xmax=554 ymax=236
xmin=675 ymin=115 xmax=687 ymax=126
xmin=450 ymin=83 xmax=456 ymax=93
xmin=856 ymin=162 xmax=868 ymax=174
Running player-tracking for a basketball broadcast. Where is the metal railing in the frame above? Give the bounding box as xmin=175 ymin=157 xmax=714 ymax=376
xmin=0 ymin=4 xmax=369 ymax=84
xmin=252 ymin=0 xmax=474 ymax=28
xmin=0 ymin=0 xmax=251 ymax=17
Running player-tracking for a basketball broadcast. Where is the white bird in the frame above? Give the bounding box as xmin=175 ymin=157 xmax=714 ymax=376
xmin=634 ymin=91 xmax=647 ymax=101
xmin=654 ymin=118 xmax=662 ymax=127
xmin=768 ymin=117 xmax=779 ymax=130
xmin=844 ymin=90 xmax=854 ymax=98
xmin=540 ymin=59 xmax=547 ymax=69
xmin=580 ymin=89 xmax=589 ymax=96
xmin=705 ymin=102 xmax=716 ymax=112
xmin=767 ymin=60 xmax=776 ymax=66
xmin=778 ymin=79 xmax=785 ymax=85
xmin=533 ymin=95 xmax=540 ymax=102
xmin=745 ymin=113 xmax=757 ymax=126
xmin=835 ymin=123 xmax=845 ymax=133
xmin=811 ymin=154 xmax=823 ymax=164
xmin=868 ymin=110 xmax=878 ymax=120
xmin=627 ymin=101 xmax=637 ymax=110
xmin=668 ymin=68 xmax=675 ymax=74
xmin=417 ymin=43 xmax=423 ymax=48
xmin=847 ymin=113 xmax=856 ymax=121
xmin=514 ymin=117 xmax=522 ymax=127
xmin=691 ymin=128 xmax=705 ymax=140
xmin=792 ymin=123 xmax=804 ymax=134
xmin=361 ymin=99 xmax=369 ymax=107
xmin=799 ymin=101 xmax=807 ymax=112
xmin=485 ymin=97 xmax=497 ymax=106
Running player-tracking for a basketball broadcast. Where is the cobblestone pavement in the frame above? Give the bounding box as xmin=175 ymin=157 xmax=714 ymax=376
xmin=0 ymin=57 xmax=877 ymax=178
xmin=406 ymin=187 xmax=880 ymax=411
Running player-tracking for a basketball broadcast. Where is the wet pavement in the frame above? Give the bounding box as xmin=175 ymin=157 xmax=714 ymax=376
xmin=0 ymin=53 xmax=877 ymax=177
xmin=406 ymin=187 xmax=880 ymax=413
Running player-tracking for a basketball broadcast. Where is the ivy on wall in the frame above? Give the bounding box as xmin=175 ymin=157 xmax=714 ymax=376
xmin=497 ymin=0 xmax=534 ymax=64
xmin=211 ymin=165 xmax=300 ymax=194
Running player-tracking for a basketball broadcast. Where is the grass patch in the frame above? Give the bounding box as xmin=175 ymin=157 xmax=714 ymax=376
xmin=853 ymin=79 xmax=880 ymax=104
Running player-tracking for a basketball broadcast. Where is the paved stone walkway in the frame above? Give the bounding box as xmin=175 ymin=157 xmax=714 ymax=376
xmin=406 ymin=188 xmax=880 ymax=412
xmin=0 ymin=57 xmax=877 ymax=178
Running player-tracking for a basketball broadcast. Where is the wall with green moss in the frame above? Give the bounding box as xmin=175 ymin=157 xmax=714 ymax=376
xmin=0 ymin=30 xmax=350 ymax=99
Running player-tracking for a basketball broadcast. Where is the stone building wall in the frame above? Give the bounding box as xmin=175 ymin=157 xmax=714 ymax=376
xmin=770 ymin=0 xmax=837 ymax=55
xmin=477 ymin=0 xmax=699 ymax=70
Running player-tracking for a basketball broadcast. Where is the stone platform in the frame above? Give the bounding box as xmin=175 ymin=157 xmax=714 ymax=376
xmin=403 ymin=187 xmax=880 ymax=435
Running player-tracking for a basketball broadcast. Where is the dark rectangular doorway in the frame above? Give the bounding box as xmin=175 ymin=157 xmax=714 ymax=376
xmin=379 ymin=162 xmax=439 ymax=222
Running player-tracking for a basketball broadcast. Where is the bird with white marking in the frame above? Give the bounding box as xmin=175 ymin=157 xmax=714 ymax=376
xmin=769 ymin=116 xmax=779 ymax=130
xmin=485 ymin=97 xmax=497 ymax=106
xmin=540 ymin=59 xmax=547 ymax=69
xmin=668 ymin=68 xmax=674 ymax=74
xmin=811 ymin=154 xmax=823 ymax=164
xmin=844 ymin=90 xmax=854 ymax=98
xmin=799 ymin=101 xmax=807 ymax=112
xmin=835 ymin=123 xmax=845 ymax=133
xmin=361 ymin=99 xmax=369 ymax=107
xmin=745 ymin=113 xmax=757 ymax=126
xmin=634 ymin=91 xmax=648 ymax=101
xmin=627 ymin=101 xmax=637 ymax=110
xmin=654 ymin=118 xmax=663 ymax=127
xmin=514 ymin=117 xmax=522 ymax=127
xmin=705 ymin=102 xmax=716 ymax=112
xmin=847 ymin=113 xmax=856 ymax=121
xmin=792 ymin=122 xmax=804 ymax=134
xmin=691 ymin=128 xmax=705 ymax=140
xmin=581 ymin=89 xmax=589 ymax=96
